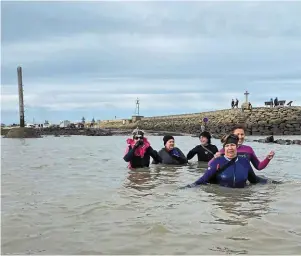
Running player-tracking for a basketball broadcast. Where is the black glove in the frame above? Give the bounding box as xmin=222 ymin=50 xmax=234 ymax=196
xmin=171 ymin=149 xmax=181 ymax=158
xmin=134 ymin=139 xmax=144 ymax=147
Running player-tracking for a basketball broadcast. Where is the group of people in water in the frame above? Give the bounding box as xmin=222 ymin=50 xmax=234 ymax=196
xmin=123 ymin=125 xmax=276 ymax=189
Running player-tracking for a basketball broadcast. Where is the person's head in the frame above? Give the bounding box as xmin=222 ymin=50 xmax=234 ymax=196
xmin=132 ymin=128 xmax=144 ymax=142
xmin=199 ymin=131 xmax=211 ymax=145
xmin=231 ymin=125 xmax=245 ymax=145
xmin=222 ymin=134 xmax=239 ymax=159
xmin=163 ymin=135 xmax=175 ymax=151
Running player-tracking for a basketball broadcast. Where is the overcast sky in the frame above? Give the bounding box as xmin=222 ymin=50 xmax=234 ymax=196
xmin=2 ymin=1 xmax=301 ymax=124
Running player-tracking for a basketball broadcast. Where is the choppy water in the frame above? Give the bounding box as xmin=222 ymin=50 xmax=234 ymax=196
xmin=1 ymin=135 xmax=301 ymax=255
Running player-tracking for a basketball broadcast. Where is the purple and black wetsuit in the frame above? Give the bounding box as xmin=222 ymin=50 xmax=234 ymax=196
xmin=209 ymin=145 xmax=271 ymax=170
xmin=185 ymin=155 xmax=267 ymax=188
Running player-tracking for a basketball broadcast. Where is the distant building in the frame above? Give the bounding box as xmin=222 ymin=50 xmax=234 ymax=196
xmin=59 ymin=120 xmax=71 ymax=128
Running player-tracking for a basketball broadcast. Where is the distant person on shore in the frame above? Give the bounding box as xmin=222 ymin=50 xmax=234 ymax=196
xmin=231 ymin=99 xmax=234 ymax=109
xmin=210 ymin=125 xmax=275 ymax=171
xmin=274 ymin=97 xmax=278 ymax=107
xmin=182 ymin=134 xmax=268 ymax=189
xmin=187 ymin=131 xmax=218 ymax=162
xmin=152 ymin=135 xmax=188 ymax=165
xmin=124 ymin=128 xmax=162 ymax=169
xmin=248 ymin=102 xmax=253 ymax=110
xmin=235 ymin=98 xmax=239 ymax=108
xmin=201 ymin=124 xmax=205 ymax=132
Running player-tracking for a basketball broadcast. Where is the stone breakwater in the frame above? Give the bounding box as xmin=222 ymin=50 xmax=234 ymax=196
xmin=1 ymin=128 xmax=113 ymax=137
xmin=99 ymin=107 xmax=301 ymax=136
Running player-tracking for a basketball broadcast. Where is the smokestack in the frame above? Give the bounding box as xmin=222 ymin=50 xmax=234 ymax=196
xmin=17 ymin=66 xmax=25 ymax=127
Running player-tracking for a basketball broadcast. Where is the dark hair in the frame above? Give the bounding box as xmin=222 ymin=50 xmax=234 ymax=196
xmin=231 ymin=124 xmax=246 ymax=133
xmin=199 ymin=131 xmax=211 ymax=144
xmin=222 ymin=134 xmax=239 ymax=147
xmin=163 ymin=135 xmax=174 ymax=145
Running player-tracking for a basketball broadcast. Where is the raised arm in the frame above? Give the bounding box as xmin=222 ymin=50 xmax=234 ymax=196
xmin=249 ymin=148 xmax=271 ymax=170
xmin=123 ymin=145 xmax=137 ymax=162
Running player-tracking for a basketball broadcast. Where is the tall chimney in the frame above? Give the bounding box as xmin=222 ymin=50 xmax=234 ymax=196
xmin=17 ymin=66 xmax=25 ymax=127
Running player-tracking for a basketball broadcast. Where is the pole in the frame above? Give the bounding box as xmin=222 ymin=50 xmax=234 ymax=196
xmin=17 ymin=66 xmax=25 ymax=127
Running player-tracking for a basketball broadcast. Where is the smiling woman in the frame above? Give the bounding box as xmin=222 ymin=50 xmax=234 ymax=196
xmin=183 ymin=134 xmax=268 ymax=188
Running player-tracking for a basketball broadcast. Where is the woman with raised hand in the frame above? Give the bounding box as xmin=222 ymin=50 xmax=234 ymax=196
xmin=124 ymin=128 xmax=162 ymax=169
xmin=209 ymin=125 xmax=275 ymax=170
xmin=183 ymin=134 xmax=268 ymax=188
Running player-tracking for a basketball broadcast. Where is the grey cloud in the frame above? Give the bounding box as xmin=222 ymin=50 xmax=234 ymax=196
xmin=2 ymin=1 xmax=301 ymax=123
xmin=2 ymin=1 xmax=301 ymax=46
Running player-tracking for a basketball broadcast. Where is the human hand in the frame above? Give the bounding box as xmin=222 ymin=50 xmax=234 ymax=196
xmin=172 ymin=149 xmax=181 ymax=157
xmin=267 ymin=150 xmax=275 ymax=160
xmin=214 ymin=152 xmax=222 ymax=158
xmin=134 ymin=140 xmax=144 ymax=147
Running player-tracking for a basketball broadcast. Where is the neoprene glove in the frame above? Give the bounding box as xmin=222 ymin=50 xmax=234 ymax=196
xmin=171 ymin=149 xmax=181 ymax=157
xmin=134 ymin=140 xmax=144 ymax=148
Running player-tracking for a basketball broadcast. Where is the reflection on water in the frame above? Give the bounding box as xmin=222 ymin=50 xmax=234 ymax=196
xmin=202 ymin=185 xmax=275 ymax=226
xmin=125 ymin=166 xmax=182 ymax=192
xmin=1 ymin=135 xmax=301 ymax=255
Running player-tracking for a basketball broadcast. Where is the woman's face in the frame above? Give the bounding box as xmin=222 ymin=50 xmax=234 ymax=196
xmin=233 ymin=128 xmax=245 ymax=145
xmin=199 ymin=136 xmax=208 ymax=145
xmin=224 ymin=143 xmax=237 ymax=159
xmin=165 ymin=139 xmax=175 ymax=151
xmin=133 ymin=135 xmax=143 ymax=143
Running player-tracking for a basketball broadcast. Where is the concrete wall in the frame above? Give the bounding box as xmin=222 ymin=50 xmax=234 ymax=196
xmin=99 ymin=106 xmax=301 ymax=135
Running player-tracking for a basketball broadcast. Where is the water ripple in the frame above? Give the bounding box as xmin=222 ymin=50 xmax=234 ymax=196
xmin=1 ymin=135 xmax=301 ymax=255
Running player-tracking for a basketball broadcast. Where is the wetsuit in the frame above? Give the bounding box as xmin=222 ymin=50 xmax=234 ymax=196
xmin=187 ymin=144 xmax=218 ymax=162
xmin=186 ymin=156 xmax=267 ymax=188
xmin=209 ymin=145 xmax=271 ymax=170
xmin=152 ymin=147 xmax=188 ymax=165
xmin=124 ymin=138 xmax=162 ymax=168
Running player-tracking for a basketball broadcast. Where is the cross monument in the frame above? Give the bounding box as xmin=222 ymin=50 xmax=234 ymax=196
xmin=244 ymin=90 xmax=250 ymax=103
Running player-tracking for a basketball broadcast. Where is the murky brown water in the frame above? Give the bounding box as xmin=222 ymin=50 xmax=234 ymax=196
xmin=1 ymin=135 xmax=301 ymax=254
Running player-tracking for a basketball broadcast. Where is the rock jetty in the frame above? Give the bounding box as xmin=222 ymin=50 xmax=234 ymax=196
xmin=99 ymin=106 xmax=301 ymax=136
xmin=4 ymin=127 xmax=41 ymax=138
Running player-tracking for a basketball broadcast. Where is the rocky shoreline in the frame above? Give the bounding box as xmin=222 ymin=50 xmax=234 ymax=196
xmin=99 ymin=107 xmax=301 ymax=136
xmin=2 ymin=127 xmax=300 ymax=145
xmin=1 ymin=127 xmax=189 ymax=138
xmin=253 ymin=135 xmax=301 ymax=145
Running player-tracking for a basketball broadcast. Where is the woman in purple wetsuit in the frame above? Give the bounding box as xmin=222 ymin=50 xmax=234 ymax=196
xmin=210 ymin=125 xmax=275 ymax=170
xmin=183 ymin=134 xmax=267 ymax=188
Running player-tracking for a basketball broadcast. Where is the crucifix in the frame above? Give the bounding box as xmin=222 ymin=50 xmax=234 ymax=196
xmin=244 ymin=90 xmax=249 ymax=103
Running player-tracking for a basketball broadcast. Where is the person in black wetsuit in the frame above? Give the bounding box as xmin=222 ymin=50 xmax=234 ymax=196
xmin=152 ymin=135 xmax=188 ymax=165
xmin=123 ymin=128 xmax=162 ymax=169
xmin=187 ymin=131 xmax=218 ymax=162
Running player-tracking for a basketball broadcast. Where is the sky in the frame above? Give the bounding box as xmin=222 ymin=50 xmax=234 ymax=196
xmin=1 ymin=1 xmax=301 ymax=125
